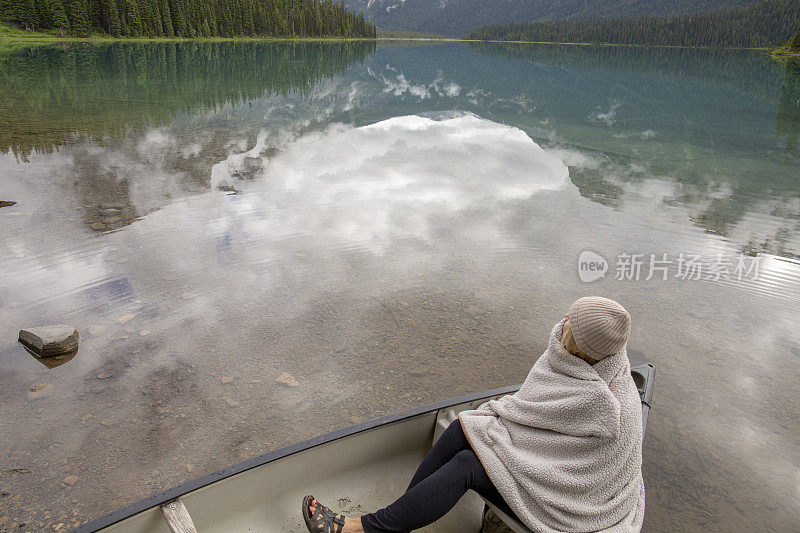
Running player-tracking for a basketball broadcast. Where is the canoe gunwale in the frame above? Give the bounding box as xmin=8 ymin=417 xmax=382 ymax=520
xmin=72 ymin=384 xmax=522 ymax=533
xmin=73 ymin=361 xmax=655 ymax=533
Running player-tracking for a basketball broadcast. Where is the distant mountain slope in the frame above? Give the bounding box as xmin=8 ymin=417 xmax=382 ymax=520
xmin=345 ymin=0 xmax=758 ymax=36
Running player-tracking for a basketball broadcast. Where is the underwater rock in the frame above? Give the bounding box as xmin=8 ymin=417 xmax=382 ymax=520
xmin=27 ymin=383 xmax=53 ymax=400
xmin=18 ymin=326 xmax=79 ymax=357
xmin=243 ymin=156 xmax=262 ymax=171
xmin=230 ymin=156 xmax=263 ymax=180
xmin=276 ymin=372 xmax=299 ymax=387
xmin=90 ymin=222 xmax=106 ymax=230
xmin=87 ymin=325 xmax=107 ymax=337
xmin=223 ymin=397 xmax=240 ymax=408
xmin=408 ymin=365 xmax=431 ymax=377
xmin=117 ymin=314 xmax=135 ymax=324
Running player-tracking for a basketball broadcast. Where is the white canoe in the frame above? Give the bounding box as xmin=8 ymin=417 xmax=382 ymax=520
xmin=74 ymin=363 xmax=655 ymax=533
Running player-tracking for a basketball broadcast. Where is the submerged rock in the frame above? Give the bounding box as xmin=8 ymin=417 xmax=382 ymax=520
xmin=18 ymin=325 xmax=79 ymax=357
xmin=87 ymin=325 xmax=107 ymax=337
xmin=243 ymin=156 xmax=262 ymax=171
xmin=223 ymin=397 xmax=240 ymax=408
xmin=0 ymin=200 xmax=16 ymax=208
xmin=276 ymin=372 xmax=299 ymax=387
xmin=27 ymin=383 xmax=53 ymax=400
xmin=117 ymin=314 xmax=135 ymax=324
xmin=408 ymin=365 xmax=431 ymax=377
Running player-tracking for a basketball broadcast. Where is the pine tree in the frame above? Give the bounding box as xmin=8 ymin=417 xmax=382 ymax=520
xmin=17 ymin=0 xmax=41 ymax=29
xmin=790 ymin=24 xmax=800 ymax=51
xmin=66 ymin=0 xmax=91 ymax=35
xmin=50 ymin=0 xmax=70 ymax=35
xmin=100 ymin=0 xmax=121 ymax=35
xmin=159 ymin=0 xmax=173 ymax=36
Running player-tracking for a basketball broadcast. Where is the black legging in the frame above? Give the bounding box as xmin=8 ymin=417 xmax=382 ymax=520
xmin=360 ymin=419 xmax=517 ymax=532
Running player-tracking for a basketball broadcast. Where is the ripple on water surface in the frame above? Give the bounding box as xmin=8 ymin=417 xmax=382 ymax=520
xmin=1 ymin=43 xmax=799 ymax=532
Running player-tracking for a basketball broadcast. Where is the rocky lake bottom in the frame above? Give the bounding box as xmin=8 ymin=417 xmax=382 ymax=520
xmin=1 ymin=42 xmax=799 ymax=531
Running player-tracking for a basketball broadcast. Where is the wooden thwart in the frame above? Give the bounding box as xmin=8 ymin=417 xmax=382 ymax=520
xmin=160 ymin=499 xmax=198 ymax=533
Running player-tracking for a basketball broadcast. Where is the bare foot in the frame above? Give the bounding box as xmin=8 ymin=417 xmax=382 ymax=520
xmin=307 ymin=498 xmax=364 ymax=533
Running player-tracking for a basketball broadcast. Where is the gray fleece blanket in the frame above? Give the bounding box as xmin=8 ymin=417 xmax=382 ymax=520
xmin=459 ymin=319 xmax=645 ymax=532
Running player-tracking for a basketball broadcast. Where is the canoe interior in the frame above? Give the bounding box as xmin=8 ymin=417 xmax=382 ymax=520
xmin=78 ymin=363 xmax=654 ymax=533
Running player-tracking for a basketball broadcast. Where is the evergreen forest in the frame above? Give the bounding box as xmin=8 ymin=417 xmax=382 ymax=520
xmin=0 ymin=0 xmax=376 ymax=38
xmin=465 ymin=0 xmax=799 ymax=48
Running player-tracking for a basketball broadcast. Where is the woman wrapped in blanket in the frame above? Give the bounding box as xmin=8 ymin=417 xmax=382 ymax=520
xmin=302 ymin=296 xmax=645 ymax=533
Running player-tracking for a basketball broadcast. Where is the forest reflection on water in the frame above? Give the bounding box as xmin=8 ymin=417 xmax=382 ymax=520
xmin=0 ymin=42 xmax=799 ymax=532
xmin=0 ymin=41 xmax=377 ymax=159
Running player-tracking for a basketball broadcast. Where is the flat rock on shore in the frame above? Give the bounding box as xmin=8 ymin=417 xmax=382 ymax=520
xmin=18 ymin=325 xmax=79 ymax=357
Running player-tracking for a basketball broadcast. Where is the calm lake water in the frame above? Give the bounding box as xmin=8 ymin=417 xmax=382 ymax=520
xmin=1 ymin=41 xmax=799 ymax=531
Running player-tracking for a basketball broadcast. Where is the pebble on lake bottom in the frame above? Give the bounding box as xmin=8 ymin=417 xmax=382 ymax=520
xmin=117 ymin=314 xmax=135 ymax=324
xmin=62 ymin=476 xmax=78 ymax=486
xmin=276 ymin=372 xmax=299 ymax=387
xmin=27 ymin=383 xmax=53 ymax=401
xmin=87 ymin=325 xmax=107 ymax=337
xmin=408 ymin=365 xmax=431 ymax=377
xmin=223 ymin=397 xmax=240 ymax=407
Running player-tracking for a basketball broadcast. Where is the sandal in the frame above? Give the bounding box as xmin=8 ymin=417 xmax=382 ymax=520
xmin=302 ymin=495 xmax=346 ymax=533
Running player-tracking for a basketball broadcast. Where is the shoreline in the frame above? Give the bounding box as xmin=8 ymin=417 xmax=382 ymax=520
xmin=0 ymin=24 xmax=781 ymax=52
xmin=770 ymin=46 xmax=800 ymax=58
xmin=0 ymin=36 xmax=379 ymax=44
xmin=0 ymin=35 xmax=774 ymax=51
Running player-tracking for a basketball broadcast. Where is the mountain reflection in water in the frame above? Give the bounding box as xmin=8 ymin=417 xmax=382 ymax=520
xmin=0 ymin=42 xmax=799 ymax=532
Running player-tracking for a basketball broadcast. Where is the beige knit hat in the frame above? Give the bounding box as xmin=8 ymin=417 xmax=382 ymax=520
xmin=568 ymin=296 xmax=631 ymax=360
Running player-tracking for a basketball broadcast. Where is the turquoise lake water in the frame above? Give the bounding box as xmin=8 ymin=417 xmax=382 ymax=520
xmin=0 ymin=41 xmax=799 ymax=531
